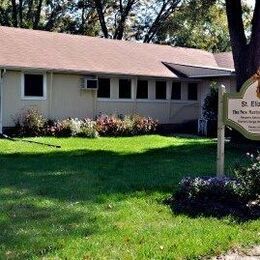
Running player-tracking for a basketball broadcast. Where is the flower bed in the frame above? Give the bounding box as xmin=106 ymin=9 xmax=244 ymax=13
xmin=13 ymin=107 xmax=158 ymax=138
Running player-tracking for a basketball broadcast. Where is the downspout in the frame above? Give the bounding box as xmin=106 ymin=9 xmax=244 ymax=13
xmin=49 ymin=71 xmax=53 ymax=118
xmin=0 ymin=69 xmax=6 ymax=134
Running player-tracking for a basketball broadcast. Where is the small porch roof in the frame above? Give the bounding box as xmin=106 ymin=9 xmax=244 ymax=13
xmin=164 ymin=63 xmax=235 ymax=79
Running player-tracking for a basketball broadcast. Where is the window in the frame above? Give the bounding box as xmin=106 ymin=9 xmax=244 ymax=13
xmin=188 ymin=83 xmax=198 ymax=100
xmin=119 ymin=79 xmax=132 ymax=99
xmin=23 ymin=73 xmax=45 ymax=98
xmin=98 ymin=78 xmax=110 ymax=98
xmin=156 ymin=81 xmax=167 ymax=100
xmin=136 ymin=80 xmax=148 ymax=99
xmin=171 ymin=82 xmax=181 ymax=100
xmin=86 ymin=79 xmax=98 ymax=89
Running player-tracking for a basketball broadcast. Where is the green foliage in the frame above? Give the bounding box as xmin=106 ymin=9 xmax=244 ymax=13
xmin=158 ymin=0 xmax=231 ymax=52
xmin=202 ymin=83 xmax=218 ymax=120
xmin=167 ymin=151 xmax=260 ymax=219
xmin=234 ymin=152 xmax=260 ymax=200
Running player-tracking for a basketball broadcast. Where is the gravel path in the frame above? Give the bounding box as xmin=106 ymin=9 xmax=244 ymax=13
xmin=212 ymin=246 xmax=260 ymax=260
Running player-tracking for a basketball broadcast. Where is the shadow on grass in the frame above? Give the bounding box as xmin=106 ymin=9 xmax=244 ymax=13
xmin=0 ymin=201 xmax=97 ymax=259
xmin=0 ymin=141 xmax=222 ymax=201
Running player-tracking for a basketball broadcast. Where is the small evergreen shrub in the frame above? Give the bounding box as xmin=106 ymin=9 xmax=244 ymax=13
xmin=202 ymin=83 xmax=218 ymax=121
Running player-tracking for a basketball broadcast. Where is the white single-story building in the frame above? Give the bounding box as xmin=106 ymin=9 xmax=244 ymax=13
xmin=0 ymin=26 xmax=236 ymax=133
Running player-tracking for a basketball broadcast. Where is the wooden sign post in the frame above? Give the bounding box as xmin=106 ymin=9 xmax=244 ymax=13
xmin=217 ymin=71 xmax=260 ymax=176
xmin=217 ymin=85 xmax=226 ymax=176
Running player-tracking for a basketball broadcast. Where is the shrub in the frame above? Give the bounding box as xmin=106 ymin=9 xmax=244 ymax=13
xmin=47 ymin=118 xmax=98 ymax=138
xmin=77 ymin=119 xmax=99 ymax=138
xmin=53 ymin=119 xmax=75 ymax=137
xmin=14 ymin=106 xmax=46 ymax=136
xmin=13 ymin=109 xmax=157 ymax=138
xmin=96 ymin=114 xmax=126 ymax=136
xmin=202 ymin=83 xmax=218 ymax=121
xmin=233 ymin=152 xmax=260 ymax=200
xmin=132 ymin=115 xmax=158 ymax=135
xmin=165 ymin=154 xmax=260 ymax=219
xmin=96 ymin=114 xmax=158 ymax=136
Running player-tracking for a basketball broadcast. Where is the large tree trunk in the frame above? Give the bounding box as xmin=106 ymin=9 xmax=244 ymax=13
xmin=226 ymin=0 xmax=260 ymax=91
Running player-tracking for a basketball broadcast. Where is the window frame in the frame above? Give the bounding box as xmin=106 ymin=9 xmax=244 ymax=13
xmin=119 ymin=78 xmax=132 ymax=99
xmin=21 ymin=72 xmax=47 ymax=100
xmin=187 ymin=82 xmax=198 ymax=101
xmin=97 ymin=78 xmax=111 ymax=99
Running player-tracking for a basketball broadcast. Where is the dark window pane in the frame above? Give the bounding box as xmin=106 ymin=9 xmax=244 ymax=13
xmin=188 ymin=83 xmax=198 ymax=100
xmin=98 ymin=78 xmax=110 ymax=98
xmin=119 ymin=79 xmax=131 ymax=99
xmin=171 ymin=82 xmax=181 ymax=100
xmin=87 ymin=79 xmax=98 ymax=89
xmin=137 ymin=80 xmax=148 ymax=99
xmin=24 ymin=74 xmax=43 ymax=97
xmin=156 ymin=81 xmax=166 ymax=100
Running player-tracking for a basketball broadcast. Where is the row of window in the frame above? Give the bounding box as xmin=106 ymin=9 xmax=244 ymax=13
xmin=22 ymin=74 xmax=198 ymax=101
xmin=98 ymin=79 xmax=198 ymax=101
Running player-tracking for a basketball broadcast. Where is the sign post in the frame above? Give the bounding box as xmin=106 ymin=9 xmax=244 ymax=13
xmin=217 ymin=70 xmax=260 ymax=176
xmin=217 ymin=85 xmax=226 ymax=177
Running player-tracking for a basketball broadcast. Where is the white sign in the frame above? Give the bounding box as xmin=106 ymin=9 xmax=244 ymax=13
xmin=224 ymin=76 xmax=260 ymax=140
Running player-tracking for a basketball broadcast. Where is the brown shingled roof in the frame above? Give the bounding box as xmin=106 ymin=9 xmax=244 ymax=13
xmin=0 ymin=26 xmax=234 ymax=78
xmin=214 ymin=52 xmax=235 ymax=69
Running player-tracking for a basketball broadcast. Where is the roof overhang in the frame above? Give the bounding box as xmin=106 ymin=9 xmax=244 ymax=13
xmin=164 ymin=63 xmax=236 ymax=79
xmin=0 ymin=65 xmax=176 ymax=79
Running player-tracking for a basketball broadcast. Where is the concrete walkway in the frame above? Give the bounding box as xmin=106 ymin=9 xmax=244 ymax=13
xmin=212 ymin=246 xmax=260 ymax=260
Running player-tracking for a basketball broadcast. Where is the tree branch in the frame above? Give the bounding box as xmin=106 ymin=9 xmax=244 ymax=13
xmin=143 ymin=0 xmax=180 ymax=43
xmin=94 ymin=0 xmax=109 ymax=38
xmin=113 ymin=0 xmax=136 ymax=40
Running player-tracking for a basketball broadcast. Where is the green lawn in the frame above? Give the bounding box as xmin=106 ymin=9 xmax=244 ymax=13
xmin=0 ymin=135 xmax=259 ymax=259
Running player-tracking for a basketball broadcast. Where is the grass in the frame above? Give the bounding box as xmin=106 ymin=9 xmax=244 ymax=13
xmin=0 ymin=135 xmax=259 ymax=259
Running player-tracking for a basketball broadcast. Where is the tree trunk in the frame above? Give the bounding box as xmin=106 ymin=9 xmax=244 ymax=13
xmin=226 ymin=0 xmax=260 ymax=91
xmin=11 ymin=0 xmax=18 ymax=27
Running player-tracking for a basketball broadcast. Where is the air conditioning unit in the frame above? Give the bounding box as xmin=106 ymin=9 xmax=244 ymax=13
xmin=81 ymin=76 xmax=98 ymax=90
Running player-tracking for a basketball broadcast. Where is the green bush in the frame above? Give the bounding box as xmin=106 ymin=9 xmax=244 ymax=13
xmin=202 ymin=83 xmax=218 ymax=121
xmin=234 ymin=152 xmax=260 ymax=200
xmin=166 ymin=152 xmax=260 ymax=219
